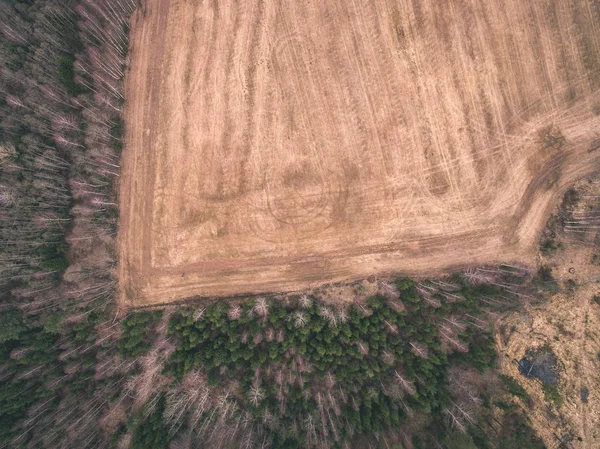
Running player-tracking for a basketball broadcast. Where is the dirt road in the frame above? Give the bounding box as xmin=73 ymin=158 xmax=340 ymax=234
xmin=119 ymin=0 xmax=600 ymax=306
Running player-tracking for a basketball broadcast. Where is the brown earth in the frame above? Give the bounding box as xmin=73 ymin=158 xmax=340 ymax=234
xmin=119 ymin=0 xmax=600 ymax=306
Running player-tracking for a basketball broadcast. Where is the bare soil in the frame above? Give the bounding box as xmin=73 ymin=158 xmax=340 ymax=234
xmin=119 ymin=0 xmax=600 ymax=306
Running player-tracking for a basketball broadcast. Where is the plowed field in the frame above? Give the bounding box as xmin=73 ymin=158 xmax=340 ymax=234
xmin=119 ymin=0 xmax=600 ymax=306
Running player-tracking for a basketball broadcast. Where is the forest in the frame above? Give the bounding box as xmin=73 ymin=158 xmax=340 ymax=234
xmin=0 ymin=0 xmax=550 ymax=448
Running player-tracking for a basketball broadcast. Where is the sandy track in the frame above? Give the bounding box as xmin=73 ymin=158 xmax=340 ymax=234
xmin=119 ymin=0 xmax=600 ymax=306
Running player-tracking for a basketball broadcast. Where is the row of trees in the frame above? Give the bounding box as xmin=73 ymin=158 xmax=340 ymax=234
xmin=119 ymin=275 xmax=523 ymax=448
xmin=0 ymin=0 xmax=134 ymax=446
xmin=1 ymin=0 xmax=133 ymax=308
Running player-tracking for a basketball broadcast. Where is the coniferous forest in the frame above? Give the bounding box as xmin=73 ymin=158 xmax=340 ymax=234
xmin=0 ymin=1 xmax=553 ymax=448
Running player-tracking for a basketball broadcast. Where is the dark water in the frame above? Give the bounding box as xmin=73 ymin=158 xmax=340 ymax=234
xmin=518 ymin=349 xmax=559 ymax=385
